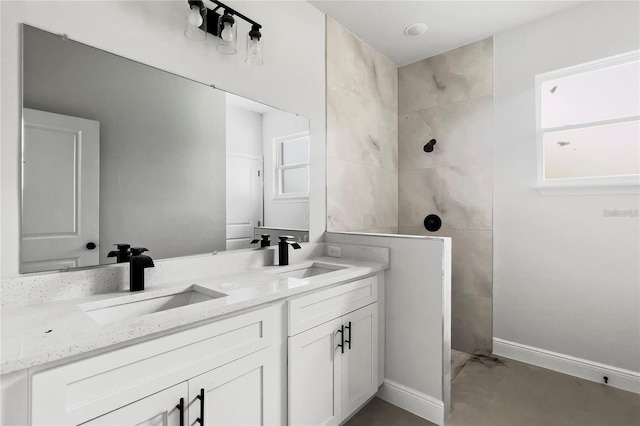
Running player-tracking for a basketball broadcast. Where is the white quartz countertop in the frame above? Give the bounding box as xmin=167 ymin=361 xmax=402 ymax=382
xmin=1 ymin=256 xmax=387 ymax=374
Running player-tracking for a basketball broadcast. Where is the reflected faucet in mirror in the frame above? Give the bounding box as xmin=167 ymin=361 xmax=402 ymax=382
xmin=250 ymin=234 xmax=271 ymax=248
xmin=107 ymin=243 xmax=132 ymax=263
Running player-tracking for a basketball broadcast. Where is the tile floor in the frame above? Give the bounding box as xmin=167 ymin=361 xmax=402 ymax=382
xmin=346 ymin=355 xmax=640 ymax=426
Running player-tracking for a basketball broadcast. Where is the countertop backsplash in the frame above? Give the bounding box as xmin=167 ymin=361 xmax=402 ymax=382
xmin=0 ymin=243 xmax=389 ymax=308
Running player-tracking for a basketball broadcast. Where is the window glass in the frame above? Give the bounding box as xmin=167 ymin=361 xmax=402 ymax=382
xmin=537 ymin=52 xmax=640 ymax=188
xmin=541 ymin=60 xmax=640 ymax=128
xmin=543 ymin=121 xmax=640 ymax=179
xmin=281 ymin=137 xmax=309 ymax=166
xmin=282 ymin=167 xmax=308 ymax=194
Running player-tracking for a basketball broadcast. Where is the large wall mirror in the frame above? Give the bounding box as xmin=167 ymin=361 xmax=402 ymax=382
xmin=21 ymin=25 xmax=309 ymax=274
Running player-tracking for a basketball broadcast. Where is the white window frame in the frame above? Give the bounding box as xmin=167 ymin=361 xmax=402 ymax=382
xmin=535 ymin=51 xmax=640 ymax=195
xmin=273 ymin=131 xmax=310 ymax=201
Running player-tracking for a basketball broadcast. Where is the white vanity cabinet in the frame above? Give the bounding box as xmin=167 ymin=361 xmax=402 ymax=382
xmin=81 ymin=382 xmax=186 ymax=425
xmin=187 ymin=347 xmax=279 ymax=426
xmin=288 ymin=276 xmax=380 ymax=426
xmin=82 ymin=347 xmax=279 ymax=426
xmin=30 ymin=304 xmax=284 ymax=426
xmin=2 ymin=268 xmax=386 ymax=426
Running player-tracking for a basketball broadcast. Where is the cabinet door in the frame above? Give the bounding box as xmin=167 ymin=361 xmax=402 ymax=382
xmin=81 ymin=382 xmax=187 ymax=426
xmin=288 ymin=317 xmax=343 ymax=426
xmin=342 ymin=303 xmax=379 ymax=418
xmin=188 ymin=348 xmax=279 ymax=426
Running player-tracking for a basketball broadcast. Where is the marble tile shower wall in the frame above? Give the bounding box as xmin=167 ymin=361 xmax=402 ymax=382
xmin=397 ymin=38 xmax=494 ymax=354
xmin=326 ymin=17 xmax=398 ymax=234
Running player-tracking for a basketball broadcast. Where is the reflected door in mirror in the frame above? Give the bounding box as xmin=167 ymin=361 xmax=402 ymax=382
xmin=226 ymin=153 xmax=263 ymax=250
xmin=21 ymin=109 xmax=100 ymax=273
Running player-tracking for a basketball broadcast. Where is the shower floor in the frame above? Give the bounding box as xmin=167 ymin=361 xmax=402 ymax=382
xmin=451 ymin=349 xmax=472 ymax=381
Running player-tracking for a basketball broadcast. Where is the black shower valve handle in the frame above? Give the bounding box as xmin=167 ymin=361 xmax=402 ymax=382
xmin=424 ymin=214 xmax=442 ymax=232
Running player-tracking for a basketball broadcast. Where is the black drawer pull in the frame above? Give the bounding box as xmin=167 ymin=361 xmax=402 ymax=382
xmin=176 ymin=397 xmax=184 ymax=426
xmin=345 ymin=321 xmax=351 ymax=350
xmin=336 ymin=325 xmax=344 ymax=353
xmin=196 ymin=388 xmax=205 ymax=425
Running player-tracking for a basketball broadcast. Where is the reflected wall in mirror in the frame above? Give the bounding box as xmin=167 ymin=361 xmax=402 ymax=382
xmin=21 ymin=25 xmax=309 ymax=274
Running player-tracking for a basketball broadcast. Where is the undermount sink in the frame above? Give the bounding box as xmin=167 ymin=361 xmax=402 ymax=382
xmin=276 ymin=263 xmax=347 ymax=279
xmin=81 ymin=286 xmax=226 ymax=325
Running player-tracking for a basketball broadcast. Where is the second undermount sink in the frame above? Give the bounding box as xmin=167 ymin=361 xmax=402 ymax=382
xmin=81 ymin=286 xmax=226 ymax=325
xmin=276 ymin=263 xmax=347 ymax=279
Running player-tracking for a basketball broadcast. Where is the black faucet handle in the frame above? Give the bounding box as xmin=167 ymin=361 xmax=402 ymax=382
xmin=108 ymin=243 xmax=131 ymax=257
xmin=278 ymin=235 xmax=301 ymax=249
xmin=130 ymin=247 xmax=149 ymax=256
xmin=252 ymin=234 xmax=271 ymax=248
xmin=108 ymin=244 xmax=132 ymax=263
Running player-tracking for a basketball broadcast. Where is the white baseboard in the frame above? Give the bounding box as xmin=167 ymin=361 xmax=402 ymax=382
xmin=493 ymin=338 xmax=640 ymax=394
xmin=377 ymin=379 xmax=445 ymax=426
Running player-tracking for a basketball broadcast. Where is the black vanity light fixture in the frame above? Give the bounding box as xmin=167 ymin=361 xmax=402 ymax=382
xmin=184 ymin=0 xmax=263 ymax=66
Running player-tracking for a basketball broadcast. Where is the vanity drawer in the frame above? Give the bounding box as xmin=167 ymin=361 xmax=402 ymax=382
xmin=31 ymin=304 xmax=279 ymax=426
xmin=288 ymin=275 xmax=377 ymax=336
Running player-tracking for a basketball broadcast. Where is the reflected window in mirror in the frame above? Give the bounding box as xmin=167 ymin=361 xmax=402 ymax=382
xmin=275 ymin=132 xmax=310 ymax=199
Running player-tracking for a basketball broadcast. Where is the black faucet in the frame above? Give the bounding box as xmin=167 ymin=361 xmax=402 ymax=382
xmin=107 ymin=243 xmax=131 ymax=263
xmin=129 ymin=247 xmax=154 ymax=292
xmin=278 ymin=236 xmax=301 ymax=266
xmin=250 ymin=234 xmax=271 ymax=248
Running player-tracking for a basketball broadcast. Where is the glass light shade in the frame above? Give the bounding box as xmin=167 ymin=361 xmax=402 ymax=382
xmin=184 ymin=4 xmax=206 ymax=41
xmin=216 ymin=14 xmax=237 ymax=55
xmin=245 ymin=34 xmax=263 ymax=66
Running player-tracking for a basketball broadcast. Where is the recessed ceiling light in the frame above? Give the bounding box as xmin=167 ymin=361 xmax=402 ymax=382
xmin=404 ymin=23 xmax=428 ymax=37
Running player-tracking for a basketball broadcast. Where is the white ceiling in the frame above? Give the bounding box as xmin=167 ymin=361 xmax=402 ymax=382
xmin=310 ymin=1 xmax=589 ymax=66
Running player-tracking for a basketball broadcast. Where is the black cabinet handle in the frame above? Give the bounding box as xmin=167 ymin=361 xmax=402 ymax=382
xmin=345 ymin=321 xmax=352 ymax=350
xmin=196 ymin=388 xmax=205 ymax=425
xmin=86 ymin=242 xmax=96 ymax=250
xmin=176 ymin=397 xmax=184 ymax=426
xmin=336 ymin=325 xmax=344 ymax=353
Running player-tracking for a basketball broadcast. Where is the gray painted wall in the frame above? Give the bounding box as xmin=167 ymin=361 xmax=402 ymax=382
xmin=23 ymin=26 xmax=226 ymax=263
xmin=226 ymin=104 xmax=263 ymax=156
xmin=493 ymin=1 xmax=640 ymax=372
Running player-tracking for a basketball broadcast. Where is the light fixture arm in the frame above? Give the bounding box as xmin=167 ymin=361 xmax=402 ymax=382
xmin=187 ymin=0 xmax=261 ymax=38
xmin=209 ymin=0 xmax=261 ymax=30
